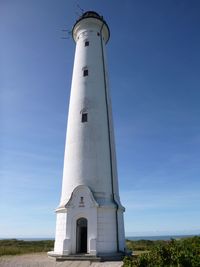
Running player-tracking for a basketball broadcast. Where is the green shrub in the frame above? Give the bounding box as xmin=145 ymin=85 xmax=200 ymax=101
xmin=124 ymin=236 xmax=200 ymax=267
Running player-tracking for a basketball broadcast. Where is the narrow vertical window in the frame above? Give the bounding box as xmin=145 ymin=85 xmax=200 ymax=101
xmin=83 ymin=69 xmax=88 ymax=77
xmin=85 ymin=41 xmax=89 ymax=47
xmin=81 ymin=113 xmax=88 ymax=123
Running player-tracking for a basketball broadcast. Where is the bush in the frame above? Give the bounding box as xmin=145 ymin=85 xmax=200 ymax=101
xmin=123 ymin=236 xmax=200 ymax=267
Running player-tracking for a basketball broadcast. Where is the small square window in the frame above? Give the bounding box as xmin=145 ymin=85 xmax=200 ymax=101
xmin=81 ymin=113 xmax=88 ymax=123
xmin=83 ymin=69 xmax=88 ymax=76
xmin=85 ymin=41 xmax=89 ymax=47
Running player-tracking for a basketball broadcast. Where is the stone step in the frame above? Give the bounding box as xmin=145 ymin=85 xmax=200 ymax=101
xmin=91 ymin=262 xmax=123 ymax=267
xmin=48 ymin=251 xmax=125 ymax=262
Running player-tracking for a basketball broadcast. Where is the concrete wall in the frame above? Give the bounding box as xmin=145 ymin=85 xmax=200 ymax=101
xmin=60 ymin=18 xmax=117 ymax=206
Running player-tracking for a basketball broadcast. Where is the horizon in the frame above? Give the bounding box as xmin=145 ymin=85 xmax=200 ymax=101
xmin=1 ymin=233 xmax=200 ymax=240
xmin=1 ymin=230 xmax=200 ymax=240
xmin=1 ymin=1 xmax=200 ymax=238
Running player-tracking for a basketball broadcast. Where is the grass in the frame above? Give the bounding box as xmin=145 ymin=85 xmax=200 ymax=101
xmin=0 ymin=239 xmax=54 ymax=256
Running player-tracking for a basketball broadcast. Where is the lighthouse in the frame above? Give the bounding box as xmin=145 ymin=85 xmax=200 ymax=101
xmin=49 ymin=11 xmax=125 ymax=259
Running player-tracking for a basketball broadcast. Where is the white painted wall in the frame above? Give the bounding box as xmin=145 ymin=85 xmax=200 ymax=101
xmin=60 ymin=18 xmax=115 ymax=206
xmin=54 ymin=212 xmax=67 ymax=254
xmin=54 ymin=185 xmax=98 ymax=255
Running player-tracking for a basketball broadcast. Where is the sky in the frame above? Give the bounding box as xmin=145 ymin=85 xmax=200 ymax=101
xmin=1 ymin=0 xmax=200 ymax=238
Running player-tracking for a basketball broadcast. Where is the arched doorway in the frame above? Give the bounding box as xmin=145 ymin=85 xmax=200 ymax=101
xmin=76 ymin=218 xmax=87 ymax=253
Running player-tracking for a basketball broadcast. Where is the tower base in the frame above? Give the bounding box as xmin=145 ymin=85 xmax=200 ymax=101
xmin=53 ymin=185 xmax=125 ymax=257
xmin=47 ymin=251 xmax=125 ymax=262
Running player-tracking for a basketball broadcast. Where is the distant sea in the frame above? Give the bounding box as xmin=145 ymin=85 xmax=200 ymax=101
xmin=18 ymin=238 xmax=54 ymax=241
xmin=126 ymin=235 xmax=199 ymax=241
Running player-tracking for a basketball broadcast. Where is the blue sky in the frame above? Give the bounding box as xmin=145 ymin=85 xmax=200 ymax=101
xmin=1 ymin=0 xmax=200 ymax=238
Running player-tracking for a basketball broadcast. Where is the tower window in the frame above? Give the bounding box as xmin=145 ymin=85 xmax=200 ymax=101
xmin=85 ymin=41 xmax=89 ymax=47
xmin=83 ymin=69 xmax=88 ymax=76
xmin=81 ymin=113 xmax=88 ymax=123
xmin=97 ymin=32 xmax=100 ymax=36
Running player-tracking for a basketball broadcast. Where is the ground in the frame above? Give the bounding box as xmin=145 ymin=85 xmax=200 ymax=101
xmin=0 ymin=253 xmax=123 ymax=267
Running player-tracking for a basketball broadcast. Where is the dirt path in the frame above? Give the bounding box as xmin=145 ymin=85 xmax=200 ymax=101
xmin=0 ymin=253 xmax=123 ymax=267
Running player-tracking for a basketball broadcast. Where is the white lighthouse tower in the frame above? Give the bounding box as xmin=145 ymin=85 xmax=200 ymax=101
xmin=49 ymin=11 xmax=125 ymax=259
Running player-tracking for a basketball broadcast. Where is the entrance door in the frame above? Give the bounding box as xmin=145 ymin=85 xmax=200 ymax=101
xmin=76 ymin=218 xmax=87 ymax=253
